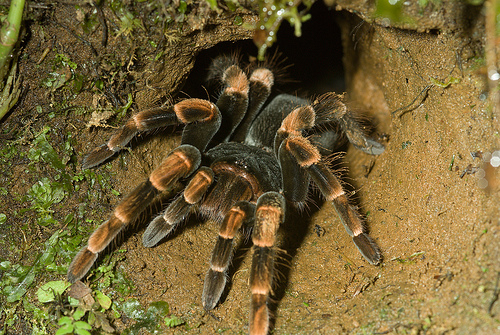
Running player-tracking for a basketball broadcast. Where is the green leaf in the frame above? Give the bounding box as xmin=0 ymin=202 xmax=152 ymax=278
xmin=73 ymin=321 xmax=92 ymax=330
xmin=28 ymin=128 xmax=65 ymax=170
xmin=57 ymin=316 xmax=73 ymax=326
xmin=95 ymin=290 xmax=112 ymax=310
xmin=7 ymin=230 xmax=60 ymax=302
xmin=55 ymin=324 xmax=74 ymax=335
xmin=74 ymin=329 xmax=91 ymax=335
xmin=147 ymin=301 xmax=169 ymax=316
xmin=36 ymin=280 xmax=71 ymax=303
xmin=73 ymin=307 xmax=86 ymax=321
xmin=120 ymin=299 xmax=143 ymax=319
xmin=165 ymin=314 xmax=184 ymax=327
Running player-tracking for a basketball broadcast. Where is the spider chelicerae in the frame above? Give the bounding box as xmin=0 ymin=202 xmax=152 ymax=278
xmin=67 ymin=54 xmax=385 ymax=335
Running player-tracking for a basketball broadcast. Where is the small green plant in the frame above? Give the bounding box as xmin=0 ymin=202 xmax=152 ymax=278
xmin=0 ymin=0 xmax=25 ymax=121
xmin=164 ymin=314 xmax=185 ymax=328
xmin=252 ymin=0 xmax=314 ymax=60
xmin=119 ymin=299 xmax=185 ymax=334
xmin=401 ymin=140 xmax=412 ymax=149
xmin=109 ymin=0 xmax=145 ymax=38
xmin=35 ymin=280 xmax=116 ymax=334
xmin=56 ymin=317 xmax=92 ymax=335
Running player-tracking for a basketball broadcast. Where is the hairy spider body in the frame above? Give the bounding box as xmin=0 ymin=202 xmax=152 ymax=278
xmin=68 ymin=55 xmax=384 ymax=335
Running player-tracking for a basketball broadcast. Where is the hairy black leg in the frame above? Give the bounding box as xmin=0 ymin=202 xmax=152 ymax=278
xmin=245 ymin=94 xmax=309 ymax=149
xmin=249 ymin=192 xmax=285 ymax=335
xmin=282 ymin=135 xmax=382 ymax=265
xmin=82 ymin=99 xmax=220 ymax=168
xmin=67 ymin=145 xmax=201 ymax=282
xmin=200 ymin=170 xmax=254 ymax=222
xmin=277 ymin=145 xmax=310 ymax=204
xmin=231 ymin=67 xmax=274 ymax=142
xmin=142 ymin=167 xmax=214 ymax=247
xmin=271 ymin=104 xmax=316 ymax=205
xmin=269 ymin=95 xmax=383 ymax=264
xmin=312 ymin=93 xmax=385 ymax=155
xmin=202 ymin=201 xmax=256 ymax=310
xmin=213 ymin=64 xmax=250 ymax=142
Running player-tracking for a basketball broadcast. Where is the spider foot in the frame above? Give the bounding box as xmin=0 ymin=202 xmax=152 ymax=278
xmin=202 ymin=202 xmax=254 ymax=310
xmin=67 ymin=247 xmax=98 ymax=283
xmin=202 ymin=269 xmax=227 ymax=311
xmin=353 ymin=232 xmax=382 ymax=265
xmin=82 ymin=144 xmax=115 ymax=169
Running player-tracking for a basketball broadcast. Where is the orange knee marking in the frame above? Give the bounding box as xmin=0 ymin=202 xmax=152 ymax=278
xmin=253 ymin=205 xmax=282 ymax=247
xmin=279 ymin=106 xmax=315 ymax=135
xmin=150 ymin=151 xmax=192 ymax=191
xmin=250 ymin=68 xmax=274 ymax=88
xmin=174 ymin=99 xmax=217 ymax=123
xmin=184 ymin=169 xmax=213 ymax=204
xmin=285 ymin=136 xmax=321 ymax=168
xmin=88 ymin=216 xmax=123 ymax=253
xmin=223 ymin=65 xmax=249 ymax=95
xmin=219 ymin=207 xmax=245 ymax=239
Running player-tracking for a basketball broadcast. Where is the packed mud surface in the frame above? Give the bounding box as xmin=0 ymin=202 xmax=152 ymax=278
xmin=1 ymin=1 xmax=499 ymax=334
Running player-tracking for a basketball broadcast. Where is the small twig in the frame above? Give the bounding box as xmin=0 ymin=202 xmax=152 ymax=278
xmin=92 ymin=1 xmax=108 ymax=48
xmin=55 ymin=20 xmax=98 ymax=56
xmin=391 ymin=84 xmax=432 ymax=118
xmin=488 ymin=271 xmax=500 ymax=316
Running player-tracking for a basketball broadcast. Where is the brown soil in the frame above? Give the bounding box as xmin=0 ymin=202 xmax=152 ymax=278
xmin=1 ymin=1 xmax=499 ymax=334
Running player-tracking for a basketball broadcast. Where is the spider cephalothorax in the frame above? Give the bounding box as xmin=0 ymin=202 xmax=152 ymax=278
xmin=67 ymin=54 xmax=384 ymax=335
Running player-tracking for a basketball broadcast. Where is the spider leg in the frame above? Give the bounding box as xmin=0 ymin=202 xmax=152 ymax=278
xmin=202 ymin=201 xmax=256 ymax=310
xmin=142 ymin=167 xmax=214 ymax=247
xmin=279 ymin=133 xmax=381 ymax=265
xmin=249 ymin=191 xmax=285 ymax=335
xmin=67 ymin=144 xmax=201 ymax=282
xmin=274 ymin=105 xmax=316 ymax=204
xmin=231 ymin=67 xmax=274 ymax=142
xmin=212 ymin=64 xmax=249 ymax=142
xmin=82 ymin=99 xmax=220 ymax=168
xmin=312 ymin=93 xmax=385 ymax=155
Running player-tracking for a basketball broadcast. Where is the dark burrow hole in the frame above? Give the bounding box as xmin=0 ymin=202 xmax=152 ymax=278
xmin=182 ymin=1 xmax=345 ymax=99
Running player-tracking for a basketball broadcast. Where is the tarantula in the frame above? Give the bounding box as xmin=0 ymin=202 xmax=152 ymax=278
xmin=67 ymin=54 xmax=385 ymax=335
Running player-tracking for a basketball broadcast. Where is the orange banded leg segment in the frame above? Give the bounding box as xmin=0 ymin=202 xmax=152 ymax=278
xmin=148 ymin=145 xmax=201 ymax=192
xmin=68 ymin=179 xmax=159 ymax=283
xmin=250 ymin=192 xmax=285 ymax=335
xmin=82 ymin=99 xmax=220 ymax=168
xmin=67 ymin=145 xmax=201 ymax=283
xmin=202 ymin=201 xmax=255 ymax=310
xmin=143 ymin=167 xmax=214 ymax=247
xmin=283 ymin=136 xmax=381 ymax=265
xmin=307 ymin=163 xmax=381 ymax=264
xmin=274 ymin=105 xmax=316 ymax=157
xmin=232 ymin=67 xmax=274 ymax=142
xmin=214 ymin=65 xmax=250 ymax=141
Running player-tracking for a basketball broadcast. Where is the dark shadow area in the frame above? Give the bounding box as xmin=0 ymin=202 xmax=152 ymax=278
xmin=182 ymin=1 xmax=344 ymax=100
xmin=273 ymin=1 xmax=345 ymax=95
